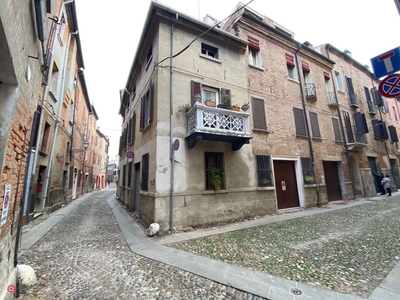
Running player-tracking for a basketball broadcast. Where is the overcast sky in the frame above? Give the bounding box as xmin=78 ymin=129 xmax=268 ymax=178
xmin=74 ymin=0 xmax=400 ymax=160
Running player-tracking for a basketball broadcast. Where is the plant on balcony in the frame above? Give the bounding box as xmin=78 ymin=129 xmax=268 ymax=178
xmin=193 ymin=89 xmax=201 ymax=102
xmin=231 ymin=104 xmax=240 ymax=111
xmin=241 ymin=101 xmax=250 ymax=112
xmin=205 ymin=98 xmax=216 ymax=107
xmin=178 ymin=103 xmax=191 ymax=113
xmin=210 ymin=167 xmax=222 ymax=191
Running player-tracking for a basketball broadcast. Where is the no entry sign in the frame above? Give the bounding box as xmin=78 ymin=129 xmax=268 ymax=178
xmin=378 ymin=73 xmax=400 ymax=98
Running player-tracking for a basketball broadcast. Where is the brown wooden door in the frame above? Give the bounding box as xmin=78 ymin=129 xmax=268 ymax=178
xmin=273 ymin=160 xmax=300 ymax=209
xmin=323 ymin=161 xmax=342 ymax=201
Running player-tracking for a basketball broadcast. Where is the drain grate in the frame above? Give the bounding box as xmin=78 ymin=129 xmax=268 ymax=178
xmin=290 ymin=288 xmax=302 ymax=295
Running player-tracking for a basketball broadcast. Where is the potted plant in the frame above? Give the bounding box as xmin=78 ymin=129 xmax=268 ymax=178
xmin=231 ymin=104 xmax=240 ymax=111
xmin=210 ymin=167 xmax=222 ymax=191
xmin=178 ymin=103 xmax=191 ymax=113
xmin=304 ymin=175 xmax=315 ymax=184
xmin=260 ymin=178 xmax=270 ymax=186
xmin=194 ymin=89 xmax=201 ymax=102
xmin=241 ymin=101 xmax=250 ymax=112
xmin=205 ymin=98 xmax=216 ymax=107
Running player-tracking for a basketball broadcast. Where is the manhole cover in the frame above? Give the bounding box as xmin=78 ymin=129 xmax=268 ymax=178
xmin=290 ymin=288 xmax=302 ymax=295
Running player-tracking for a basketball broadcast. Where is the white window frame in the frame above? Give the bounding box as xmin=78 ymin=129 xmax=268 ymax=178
xmin=334 ymin=70 xmax=344 ymax=92
xmin=202 ymin=86 xmax=220 ymax=104
xmin=287 ymin=64 xmax=298 ymax=81
xmin=249 ymin=48 xmax=262 ymax=67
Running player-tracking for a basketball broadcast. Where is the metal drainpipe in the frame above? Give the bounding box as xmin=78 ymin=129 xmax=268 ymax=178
xmin=294 ymin=44 xmax=320 ymax=206
xmin=41 ymin=30 xmax=78 ymax=211
xmin=169 ymin=14 xmax=178 ymax=232
xmin=326 ymin=44 xmax=355 ymax=200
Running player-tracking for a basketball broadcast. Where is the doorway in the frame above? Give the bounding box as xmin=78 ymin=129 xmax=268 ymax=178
xmin=273 ymin=160 xmax=300 ymax=209
xmin=323 ymin=161 xmax=342 ymax=201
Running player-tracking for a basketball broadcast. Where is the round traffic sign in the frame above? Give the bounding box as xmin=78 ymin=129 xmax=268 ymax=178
xmin=126 ymin=150 xmax=134 ymax=159
xmin=173 ymin=139 xmax=180 ymax=151
xmin=7 ymin=284 xmax=16 ymax=294
xmin=378 ymin=73 xmax=400 ymax=98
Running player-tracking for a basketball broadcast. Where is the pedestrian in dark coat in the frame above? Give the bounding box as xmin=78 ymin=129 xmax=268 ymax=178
xmin=381 ymin=175 xmax=392 ymax=196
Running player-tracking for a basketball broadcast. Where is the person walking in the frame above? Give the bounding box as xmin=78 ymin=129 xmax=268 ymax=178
xmin=381 ymin=174 xmax=392 ymax=196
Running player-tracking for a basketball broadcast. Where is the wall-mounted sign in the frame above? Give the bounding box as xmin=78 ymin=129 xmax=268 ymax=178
xmin=281 ymin=181 xmax=286 ymax=191
xmin=378 ymin=73 xmax=400 ymax=98
xmin=126 ymin=151 xmax=134 ymax=159
xmin=173 ymin=139 xmax=180 ymax=151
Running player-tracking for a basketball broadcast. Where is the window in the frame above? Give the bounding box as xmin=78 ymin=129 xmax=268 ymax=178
xmin=128 ymin=161 xmax=132 ymax=188
xmin=201 ymin=43 xmax=218 ymax=59
xmin=364 ymin=86 xmax=376 ymax=114
xmin=345 ymin=76 xmax=358 ymax=106
xmin=205 ymin=152 xmax=225 ymax=190
xmin=353 ymin=112 xmax=369 ymax=134
xmin=309 ymin=112 xmax=321 ymax=138
xmin=334 ymin=70 xmax=344 ymax=92
xmin=202 ymin=86 xmax=219 ymax=104
xmin=251 ymin=97 xmax=267 ymax=131
xmin=301 ymin=157 xmax=315 ymax=184
xmin=381 ymin=98 xmax=388 ymax=113
xmin=190 ymin=81 xmax=231 ymax=107
xmin=41 ymin=122 xmax=51 ymax=153
xmin=342 ymin=111 xmax=354 ymax=143
xmin=248 ymin=37 xmax=261 ymax=67
xmin=140 ymin=84 xmax=153 ymax=131
xmin=122 ymin=164 xmax=126 ymax=186
xmin=388 ymin=125 xmax=399 ymax=142
xmin=286 ymin=54 xmax=297 ymax=80
xmin=58 ymin=15 xmax=66 ymax=40
xmin=293 ymin=107 xmax=307 ymax=137
xmin=331 ymin=117 xmax=342 ymax=142
xmin=141 ymin=153 xmax=149 ymax=191
xmin=129 ymin=112 xmax=136 ymax=144
xmin=372 ymin=120 xmax=388 ymax=140
xmin=145 ymin=46 xmax=153 ymax=71
xmin=325 ymin=72 xmax=337 ymax=105
xmin=392 ymin=106 xmax=399 ymax=121
xmin=256 ymin=155 xmax=273 ymax=187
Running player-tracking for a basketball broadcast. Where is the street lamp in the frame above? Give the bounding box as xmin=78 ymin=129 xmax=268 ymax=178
xmin=71 ymin=140 xmax=89 ymax=152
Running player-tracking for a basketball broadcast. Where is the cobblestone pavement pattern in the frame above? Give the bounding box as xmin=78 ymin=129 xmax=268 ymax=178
xmin=170 ymin=198 xmax=400 ymax=298
xmin=19 ymin=188 xmax=264 ymax=300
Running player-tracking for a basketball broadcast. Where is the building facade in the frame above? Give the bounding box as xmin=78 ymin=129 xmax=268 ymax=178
xmin=117 ymin=1 xmax=400 ymax=232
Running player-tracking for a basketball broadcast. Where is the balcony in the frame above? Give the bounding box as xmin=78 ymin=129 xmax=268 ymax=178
xmin=326 ymin=92 xmax=338 ymax=107
xmin=305 ymin=83 xmax=317 ymax=100
xmin=346 ymin=126 xmax=368 ymax=151
xmin=185 ymin=102 xmax=253 ymax=150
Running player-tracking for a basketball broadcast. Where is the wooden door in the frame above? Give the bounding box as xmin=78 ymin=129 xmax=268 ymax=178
xmin=323 ymin=161 xmax=342 ymax=201
xmin=273 ymin=160 xmax=300 ymax=209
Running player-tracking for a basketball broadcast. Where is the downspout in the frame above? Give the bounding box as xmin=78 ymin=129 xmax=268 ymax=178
xmin=41 ymin=30 xmax=78 ymax=211
xmin=294 ymin=44 xmax=320 ymax=206
xmin=169 ymin=13 xmax=178 ymax=232
xmin=326 ymin=44 xmax=354 ymax=200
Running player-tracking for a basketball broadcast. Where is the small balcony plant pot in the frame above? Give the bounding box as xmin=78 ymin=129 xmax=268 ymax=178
xmin=231 ymin=106 xmax=240 ymax=112
xmin=205 ymin=100 xmax=216 ymax=107
xmin=241 ymin=104 xmax=249 ymax=112
xmin=194 ymin=94 xmax=201 ymax=102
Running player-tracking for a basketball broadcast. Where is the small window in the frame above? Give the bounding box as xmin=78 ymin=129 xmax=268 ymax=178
xmin=256 ymin=155 xmax=273 ymax=187
xmin=145 ymin=46 xmax=153 ymax=71
xmin=122 ymin=164 xmax=126 ymax=186
xmin=331 ymin=117 xmax=342 ymax=142
xmin=251 ymin=97 xmax=267 ymax=131
xmin=141 ymin=153 xmax=149 ymax=191
xmin=286 ymin=54 xmax=297 ymax=80
xmin=293 ymin=107 xmax=307 ymax=137
xmin=205 ymin=152 xmax=225 ymax=190
xmin=334 ymin=70 xmax=344 ymax=92
xmin=128 ymin=161 xmax=132 ymax=188
xmin=202 ymin=86 xmax=219 ymax=104
xmin=248 ymin=37 xmax=261 ymax=67
xmin=140 ymin=85 xmax=153 ymax=131
xmin=345 ymin=76 xmax=358 ymax=106
xmin=364 ymin=86 xmax=376 ymax=114
xmin=309 ymin=112 xmax=321 ymax=138
xmin=41 ymin=122 xmax=51 ymax=153
xmin=301 ymin=157 xmax=315 ymax=184
xmin=201 ymin=43 xmax=218 ymax=59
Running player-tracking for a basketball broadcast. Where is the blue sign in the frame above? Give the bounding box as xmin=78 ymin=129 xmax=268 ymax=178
xmin=370 ymin=46 xmax=400 ymax=78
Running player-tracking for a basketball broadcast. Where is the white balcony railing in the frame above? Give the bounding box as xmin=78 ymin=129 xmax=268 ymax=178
xmin=186 ymin=102 xmax=252 ymax=137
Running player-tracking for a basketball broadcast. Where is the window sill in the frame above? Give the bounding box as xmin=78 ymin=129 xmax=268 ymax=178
xmin=199 ymin=54 xmax=221 ymax=64
xmin=249 ymin=64 xmax=264 ymax=71
xmin=39 ymin=150 xmax=48 ymax=157
xmin=257 ymin=186 xmax=274 ymax=191
xmin=287 ymin=77 xmax=299 ymax=84
xmin=203 ymin=189 xmax=227 ymax=194
xmin=252 ymin=128 xmax=269 ymax=133
xmin=312 ymin=137 xmax=323 ymax=142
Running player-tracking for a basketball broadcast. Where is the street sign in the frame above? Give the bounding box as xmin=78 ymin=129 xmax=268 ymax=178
xmin=378 ymin=74 xmax=400 ymax=98
xmin=370 ymin=46 xmax=400 ymax=78
xmin=126 ymin=150 xmax=134 ymax=159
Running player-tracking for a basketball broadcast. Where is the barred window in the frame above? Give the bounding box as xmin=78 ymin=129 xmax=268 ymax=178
xmin=256 ymin=155 xmax=273 ymax=187
xmin=122 ymin=164 xmax=126 ymax=186
xmin=205 ymin=152 xmax=225 ymax=190
xmin=141 ymin=153 xmax=149 ymax=191
xmin=301 ymin=157 xmax=314 ymax=184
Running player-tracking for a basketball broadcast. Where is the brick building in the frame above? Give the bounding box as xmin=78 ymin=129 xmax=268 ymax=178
xmin=117 ymin=1 xmax=400 ymax=232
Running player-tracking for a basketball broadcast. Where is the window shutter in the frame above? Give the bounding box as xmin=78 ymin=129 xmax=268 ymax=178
xmin=331 ymin=117 xmax=342 ymax=141
xmin=220 ymin=89 xmax=231 ymax=107
xmin=148 ymin=82 xmax=153 ymax=125
xmin=371 ymin=87 xmax=383 ymax=107
xmin=132 ymin=112 xmax=136 ymax=143
xmin=140 ymin=96 xmax=145 ymax=131
xmin=293 ymin=107 xmax=307 ymax=136
xmin=353 ymin=112 xmax=369 ymax=134
xmin=285 ymin=54 xmax=295 ymax=67
xmin=381 ymin=121 xmax=388 ymax=140
xmin=345 ymin=76 xmax=357 ymax=104
xmin=372 ymin=119 xmax=382 ymax=139
xmin=191 ymin=81 xmax=202 ymax=105
xmin=309 ymin=112 xmax=321 ymax=138
xmin=343 ymin=111 xmax=354 ymax=143
xmin=301 ymin=61 xmax=310 ymax=73
xmin=323 ymin=72 xmax=330 ymax=80
xmin=247 ymin=37 xmax=260 ymax=51
xmin=388 ymin=125 xmax=399 ymax=142
xmin=252 ymin=98 xmax=267 ymax=130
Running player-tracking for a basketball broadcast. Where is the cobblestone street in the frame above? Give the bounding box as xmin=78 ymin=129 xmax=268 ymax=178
xmin=18 ymin=187 xmax=263 ymax=300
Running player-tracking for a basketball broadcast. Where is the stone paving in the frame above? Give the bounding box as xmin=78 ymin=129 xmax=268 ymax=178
xmin=169 ymin=197 xmax=400 ymax=299
xmin=18 ymin=188 xmax=265 ymax=299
